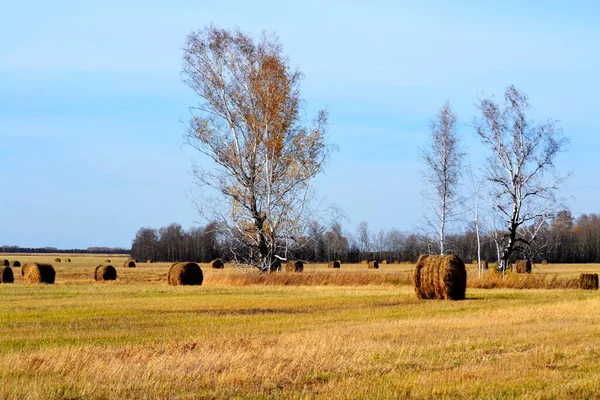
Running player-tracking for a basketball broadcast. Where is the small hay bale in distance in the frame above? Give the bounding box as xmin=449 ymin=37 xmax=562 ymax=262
xmin=393 ymin=260 xmax=401 ymax=264
xmin=2 ymin=259 xmax=9 ymax=267
xmin=66 ymin=258 xmax=71 ymax=262
xmin=380 ymin=260 xmax=388 ymax=265
xmin=12 ymin=260 xmax=20 ymax=267
xmin=541 ymin=259 xmax=549 ymax=265
xmin=54 ymin=258 xmax=61 ymax=262
xmin=168 ymin=262 xmax=203 ymax=286
xmin=328 ymin=260 xmax=341 ymax=269
xmin=413 ymin=254 xmax=467 ymax=300
xmin=22 ymin=263 xmax=56 ymax=284
xmin=360 ymin=260 xmax=369 ymax=265
xmin=146 ymin=260 xmax=153 ymax=264
xmin=104 ymin=259 xmax=111 ymax=263
xmin=0 ymin=266 xmax=14 ymax=283
xmin=579 ymin=273 xmax=598 ymax=290
xmin=514 ymin=260 xmax=532 ymax=274
xmin=210 ymin=259 xmax=224 ymax=269
xmin=368 ymin=260 xmax=379 ymax=269
xmin=285 ymin=260 xmax=304 ymax=272
xmin=94 ymin=265 xmax=117 ymax=281
xmin=123 ymin=260 xmax=136 ymax=268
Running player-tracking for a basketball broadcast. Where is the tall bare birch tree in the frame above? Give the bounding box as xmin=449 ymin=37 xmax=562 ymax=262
xmin=182 ymin=26 xmax=330 ymax=272
xmin=422 ymin=101 xmax=464 ymax=255
xmin=474 ymin=85 xmax=568 ymax=271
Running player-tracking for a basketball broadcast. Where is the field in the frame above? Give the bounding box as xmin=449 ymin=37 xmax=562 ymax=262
xmin=1 ymin=255 xmax=599 ymax=399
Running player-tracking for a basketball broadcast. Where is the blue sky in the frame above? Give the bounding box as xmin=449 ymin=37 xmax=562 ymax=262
xmin=1 ymin=0 xmax=599 ymax=248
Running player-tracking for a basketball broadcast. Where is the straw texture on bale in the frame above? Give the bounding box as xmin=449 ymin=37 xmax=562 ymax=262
xmin=328 ymin=260 xmax=341 ymax=269
xmin=579 ymin=273 xmax=598 ymax=290
xmin=94 ymin=265 xmax=117 ymax=281
xmin=514 ymin=260 xmax=532 ymax=274
xmin=55 ymin=258 xmax=61 ymax=262
xmin=210 ymin=259 xmax=224 ymax=269
xmin=368 ymin=260 xmax=379 ymax=269
xmin=168 ymin=262 xmax=203 ymax=286
xmin=12 ymin=261 xmax=20 ymax=267
xmin=22 ymin=263 xmax=56 ymax=284
xmin=285 ymin=260 xmax=304 ymax=272
xmin=2 ymin=259 xmax=9 ymax=267
xmin=0 ymin=266 xmax=14 ymax=283
xmin=413 ymin=254 xmax=467 ymax=300
xmin=123 ymin=260 xmax=136 ymax=268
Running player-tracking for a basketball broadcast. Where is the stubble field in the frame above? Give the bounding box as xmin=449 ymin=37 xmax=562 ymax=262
xmin=1 ymin=254 xmax=599 ymax=399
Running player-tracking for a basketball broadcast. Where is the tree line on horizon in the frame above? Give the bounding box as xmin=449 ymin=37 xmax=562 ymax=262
xmin=130 ymin=210 xmax=600 ymax=265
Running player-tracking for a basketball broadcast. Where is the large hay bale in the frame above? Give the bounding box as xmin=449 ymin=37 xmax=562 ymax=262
xmin=2 ymin=259 xmax=9 ymax=267
xmin=0 ymin=266 xmax=14 ymax=283
xmin=210 ymin=259 xmax=224 ymax=269
xmin=285 ymin=260 xmax=304 ymax=272
xmin=579 ymin=273 xmax=598 ymax=290
xmin=328 ymin=260 xmax=341 ymax=269
xmin=55 ymin=258 xmax=61 ymax=262
xmin=123 ymin=260 xmax=136 ymax=268
xmin=94 ymin=265 xmax=117 ymax=281
xmin=413 ymin=254 xmax=467 ymax=300
xmin=22 ymin=263 xmax=56 ymax=284
xmin=514 ymin=260 xmax=532 ymax=274
xmin=12 ymin=261 xmax=20 ymax=267
xmin=368 ymin=260 xmax=379 ymax=269
xmin=168 ymin=262 xmax=203 ymax=286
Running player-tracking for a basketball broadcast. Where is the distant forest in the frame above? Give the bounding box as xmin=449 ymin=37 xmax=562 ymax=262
xmin=0 ymin=246 xmax=129 ymax=255
xmin=130 ymin=211 xmax=600 ymax=265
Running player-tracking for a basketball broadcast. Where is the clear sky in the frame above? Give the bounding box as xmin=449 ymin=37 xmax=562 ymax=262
xmin=1 ymin=0 xmax=599 ymax=248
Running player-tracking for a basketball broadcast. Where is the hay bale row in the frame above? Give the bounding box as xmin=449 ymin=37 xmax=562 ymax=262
xmin=514 ymin=260 xmax=532 ymax=274
xmin=124 ymin=260 xmax=136 ymax=268
xmin=579 ymin=273 xmax=598 ymax=290
xmin=285 ymin=260 xmax=304 ymax=272
xmin=0 ymin=266 xmax=14 ymax=283
xmin=168 ymin=262 xmax=203 ymax=286
xmin=95 ymin=265 xmax=117 ymax=281
xmin=368 ymin=260 xmax=379 ymax=269
xmin=210 ymin=259 xmax=224 ymax=269
xmin=22 ymin=263 xmax=55 ymax=284
xmin=328 ymin=260 xmax=341 ymax=269
xmin=413 ymin=254 xmax=466 ymax=300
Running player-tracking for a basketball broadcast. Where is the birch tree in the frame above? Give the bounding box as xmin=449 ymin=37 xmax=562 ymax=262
xmin=182 ymin=26 xmax=330 ymax=271
xmin=474 ymin=85 xmax=568 ymax=271
xmin=421 ymin=101 xmax=464 ymax=255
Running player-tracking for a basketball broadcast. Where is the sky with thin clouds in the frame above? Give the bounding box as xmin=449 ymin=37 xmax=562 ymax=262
xmin=1 ymin=0 xmax=599 ymax=248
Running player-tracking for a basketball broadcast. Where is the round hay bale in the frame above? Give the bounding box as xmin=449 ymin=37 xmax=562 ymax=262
xmin=579 ymin=273 xmax=598 ymax=290
xmin=123 ymin=260 xmax=136 ymax=268
xmin=360 ymin=260 xmax=369 ymax=265
xmin=2 ymin=259 xmax=9 ymax=267
xmin=146 ymin=260 xmax=153 ymax=264
xmin=66 ymin=258 xmax=71 ymax=263
xmin=210 ymin=259 xmax=224 ymax=269
xmin=55 ymin=258 xmax=61 ymax=262
xmin=380 ymin=260 xmax=388 ymax=265
xmin=393 ymin=260 xmax=401 ymax=264
xmin=0 ymin=266 xmax=14 ymax=283
xmin=168 ymin=262 xmax=203 ymax=286
xmin=12 ymin=260 xmax=20 ymax=267
xmin=541 ymin=259 xmax=549 ymax=265
xmin=368 ymin=260 xmax=379 ymax=269
xmin=514 ymin=260 xmax=532 ymax=274
xmin=269 ymin=258 xmax=282 ymax=272
xmin=413 ymin=254 xmax=467 ymax=300
xmin=22 ymin=263 xmax=56 ymax=284
xmin=104 ymin=259 xmax=111 ymax=263
xmin=328 ymin=260 xmax=341 ymax=269
xmin=94 ymin=265 xmax=117 ymax=281
xmin=285 ymin=260 xmax=304 ymax=272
